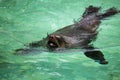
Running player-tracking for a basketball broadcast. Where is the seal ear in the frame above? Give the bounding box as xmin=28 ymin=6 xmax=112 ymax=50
xmin=82 ymin=5 xmax=101 ymax=17
xmin=47 ymin=33 xmax=50 ymax=38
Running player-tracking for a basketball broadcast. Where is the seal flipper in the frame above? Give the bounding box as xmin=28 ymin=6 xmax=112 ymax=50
xmin=82 ymin=5 xmax=101 ymax=17
xmin=84 ymin=46 xmax=108 ymax=64
xmin=98 ymin=7 xmax=120 ymax=19
xmin=82 ymin=5 xmax=119 ymax=19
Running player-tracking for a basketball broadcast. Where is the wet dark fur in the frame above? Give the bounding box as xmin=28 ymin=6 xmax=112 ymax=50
xmin=16 ymin=6 xmax=119 ymax=64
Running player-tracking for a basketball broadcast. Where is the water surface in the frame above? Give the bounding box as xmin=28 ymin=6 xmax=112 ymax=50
xmin=0 ymin=0 xmax=120 ymax=80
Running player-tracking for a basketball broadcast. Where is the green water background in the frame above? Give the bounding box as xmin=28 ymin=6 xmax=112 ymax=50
xmin=0 ymin=0 xmax=120 ymax=80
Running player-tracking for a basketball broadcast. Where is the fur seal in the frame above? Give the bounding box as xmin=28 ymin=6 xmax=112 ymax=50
xmin=16 ymin=6 xmax=120 ymax=64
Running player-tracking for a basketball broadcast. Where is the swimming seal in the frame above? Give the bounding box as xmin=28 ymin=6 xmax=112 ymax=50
xmin=16 ymin=5 xmax=120 ymax=64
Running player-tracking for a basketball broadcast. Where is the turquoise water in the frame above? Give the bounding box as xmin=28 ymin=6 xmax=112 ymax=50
xmin=0 ymin=0 xmax=120 ymax=80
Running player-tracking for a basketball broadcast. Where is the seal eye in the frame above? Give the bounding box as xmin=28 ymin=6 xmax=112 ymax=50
xmin=49 ymin=35 xmax=53 ymax=39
